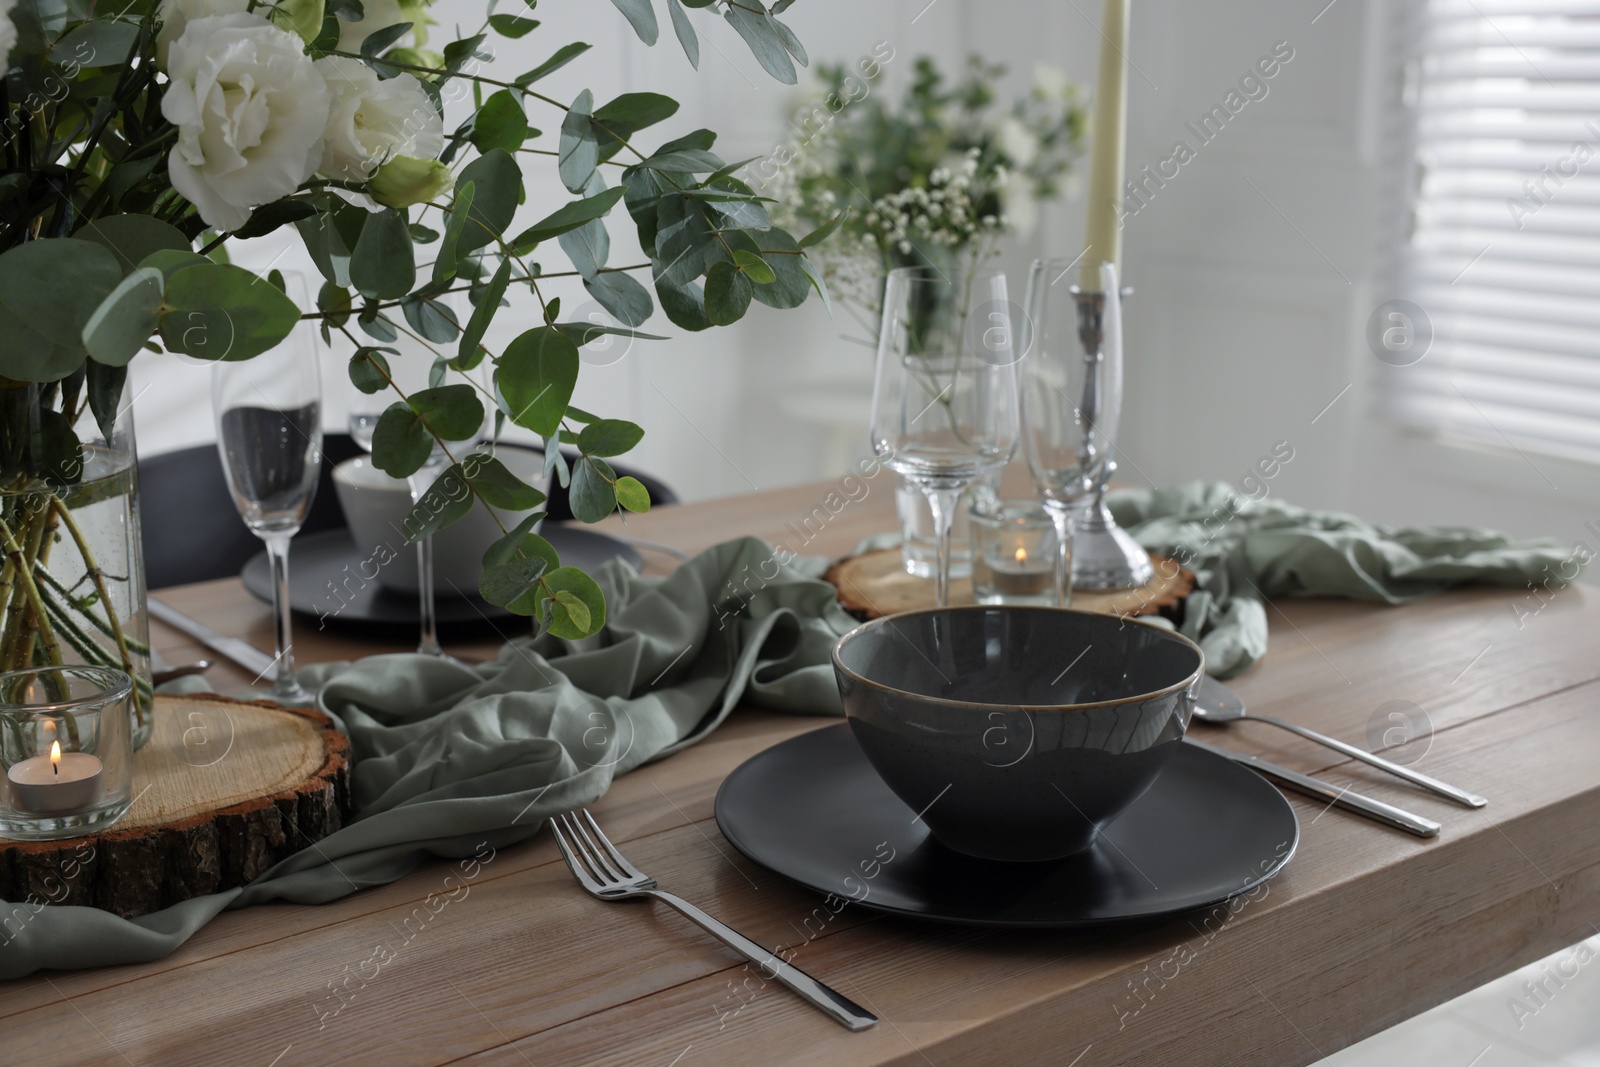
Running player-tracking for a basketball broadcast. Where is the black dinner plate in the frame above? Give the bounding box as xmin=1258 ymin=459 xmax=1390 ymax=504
xmin=241 ymin=525 xmax=642 ymax=637
xmin=715 ymin=724 xmax=1299 ymax=927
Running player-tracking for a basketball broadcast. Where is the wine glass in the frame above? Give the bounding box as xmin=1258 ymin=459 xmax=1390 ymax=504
xmin=212 ymin=321 xmax=323 ymax=705
xmin=1020 ymin=259 xmax=1124 ymax=607
xmin=870 ymin=265 xmax=1020 ymax=606
xmin=346 ymin=309 xmax=478 ymax=658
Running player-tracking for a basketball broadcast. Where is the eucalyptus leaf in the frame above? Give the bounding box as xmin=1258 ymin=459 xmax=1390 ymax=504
xmin=557 ymin=218 xmax=608 ymax=280
xmin=348 ymin=348 xmax=392 ymax=394
xmin=653 ymin=194 xmax=719 ymax=288
xmin=568 ymin=457 xmax=618 ymax=523
xmin=582 ymin=271 xmax=653 ymax=327
xmin=479 ymin=555 xmax=551 ymax=613
xmin=51 ymin=20 xmax=138 ymax=67
xmin=558 ymin=89 xmax=599 ymax=194
xmin=456 ymin=151 xmax=521 ymax=256
xmin=86 ymin=360 xmax=127 ymax=447
xmin=488 ymin=13 xmax=539 ymax=37
xmin=463 ymin=454 xmax=547 ymax=509
xmin=401 ymin=297 xmax=460 ymax=342
xmin=0 ymin=238 xmax=123 ymax=349
xmin=483 ymin=512 xmax=556 ymax=569
xmin=82 ymin=267 xmax=163 ymax=367
xmin=537 ymin=566 xmax=607 ymax=636
xmin=653 ymin=274 xmax=710 ymax=331
xmin=732 ymin=248 xmax=777 ymax=284
xmin=359 ymin=21 xmax=412 ymax=60
xmin=666 ymin=0 xmax=697 ymax=68
xmin=371 ymin=402 xmax=434 ymax=477
xmin=498 ymin=326 xmax=579 ymax=436
xmin=232 ymin=200 xmax=319 ymax=241
xmin=510 ymin=186 xmax=625 ymax=251
xmin=318 ymin=281 xmax=352 ymax=327
xmin=401 ymin=463 xmax=476 ymax=541
xmin=75 ymin=215 xmax=188 ymax=274
xmin=159 ymin=264 xmax=300 ymax=361
xmin=798 ymin=208 xmax=848 ymax=249
xmin=409 ymin=384 xmax=484 ymax=441
xmin=704 ymin=259 xmax=752 ymax=325
xmin=433 ymin=180 xmax=475 ymax=284
xmin=457 ymin=258 xmax=510 ymax=367
xmin=576 ymin=418 xmax=644 ymax=457
xmin=471 ymin=90 xmax=529 ymax=154
xmin=614 ymin=475 xmax=651 ymax=513
xmin=350 ymin=209 xmax=415 ymax=299
xmin=724 ymin=1 xmax=796 ymax=84
xmin=516 ymin=41 xmax=590 ymax=85
xmin=606 ymin=0 xmax=658 ymax=45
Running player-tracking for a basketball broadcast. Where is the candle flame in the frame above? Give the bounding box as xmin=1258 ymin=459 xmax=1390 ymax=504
xmin=50 ymin=740 xmax=61 ymax=775
xmin=1015 ymin=547 xmax=1028 ymax=564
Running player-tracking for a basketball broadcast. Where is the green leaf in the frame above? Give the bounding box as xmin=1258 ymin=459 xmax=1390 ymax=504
xmin=558 ymin=89 xmax=599 ymax=194
xmin=666 ymin=0 xmax=697 ymax=67
xmin=82 ymin=267 xmax=163 ymax=367
xmin=740 ymin=228 xmax=811 ymax=309
xmin=658 ymin=128 xmax=718 ymax=153
xmin=443 ymin=32 xmax=488 ymax=74
xmin=479 ymin=555 xmax=551 ymax=613
xmin=297 ymin=204 xmax=366 ymax=287
xmin=401 ymin=463 xmax=476 ymax=541
xmin=462 ymin=454 xmax=547 ymax=509
xmin=75 ymin=216 xmax=188 ymax=275
xmin=653 ymin=275 xmax=710 ymax=331
xmin=583 ymin=271 xmax=653 ymax=327
xmin=800 ymin=256 xmax=833 ymax=317
xmin=538 ymin=566 xmax=606 ymax=637
xmin=456 ymin=151 xmax=521 ymax=256
xmin=86 ymin=361 xmax=127 ymax=446
xmin=350 ymin=209 xmax=415 ymax=299
xmin=558 ymin=218 xmax=608 ymax=280
xmin=767 ymin=10 xmax=806 ymax=64
xmin=488 ymin=13 xmax=539 ymax=37
xmin=606 ymin=0 xmax=658 ymax=45
xmin=159 ymin=264 xmax=301 ymax=361
xmin=637 ymin=148 xmax=724 ymax=174
xmin=348 ymin=348 xmax=392 ymax=393
xmin=409 ymin=223 xmax=439 ymax=243
xmin=591 ymin=92 xmax=679 ymax=160
xmin=370 ymin=402 xmax=434 ymax=477
xmin=509 ymin=187 xmax=626 ymax=250
xmin=358 ymin=309 xmax=398 ymax=342
xmin=615 ymin=475 xmax=651 ymax=513
xmin=457 ymin=258 xmax=510 ymax=367
xmin=51 ymin=20 xmax=138 ymax=66
xmin=434 ymin=180 xmax=475 ymax=284
xmin=409 ymin=384 xmax=484 ymax=440
xmin=568 ymin=456 xmax=617 ymax=522
xmin=0 ymin=317 xmax=83 ymax=386
xmin=798 ymin=208 xmax=848 ymax=249
xmin=402 ymin=296 xmax=460 ymax=343
xmin=498 ymin=326 xmax=579 ymax=436
xmin=577 ymin=418 xmax=644 ymax=456
xmin=0 ymin=238 xmax=123 ymax=350
xmin=724 ymin=0 xmax=796 ymax=84
xmin=471 ymin=90 xmax=530 ymax=154
xmin=704 ymin=259 xmax=752 ymax=325
xmin=232 ymin=200 xmax=319 ymax=241
xmin=515 ymin=41 xmax=590 ymax=85
xmin=360 ymin=20 xmax=412 ymax=59
xmin=732 ymin=249 xmax=776 ymax=284
xmin=653 ymin=194 xmax=719 ymax=288
xmin=318 ymin=281 xmax=352 ymax=327
xmin=553 ymin=320 xmax=667 ymax=347
xmin=550 ymin=589 xmax=591 ymax=631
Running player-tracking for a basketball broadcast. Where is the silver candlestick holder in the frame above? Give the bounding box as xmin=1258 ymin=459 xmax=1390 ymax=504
xmin=1068 ymin=285 xmax=1153 ymax=590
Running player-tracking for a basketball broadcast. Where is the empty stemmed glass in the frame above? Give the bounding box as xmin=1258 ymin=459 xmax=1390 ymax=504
xmin=1020 ymin=259 xmax=1124 ymax=607
xmin=870 ymin=265 xmax=1020 ymax=606
xmin=212 ymin=321 xmax=323 ymax=705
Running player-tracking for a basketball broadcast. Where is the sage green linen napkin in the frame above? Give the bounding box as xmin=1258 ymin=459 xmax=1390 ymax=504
xmin=0 ymin=537 xmax=853 ymax=981
xmin=1106 ymin=481 xmax=1578 ymax=678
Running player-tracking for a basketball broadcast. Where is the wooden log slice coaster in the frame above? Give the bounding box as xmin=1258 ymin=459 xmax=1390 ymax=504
xmin=0 ymin=694 xmax=351 ymax=918
xmin=826 ymin=546 xmax=1195 ymax=621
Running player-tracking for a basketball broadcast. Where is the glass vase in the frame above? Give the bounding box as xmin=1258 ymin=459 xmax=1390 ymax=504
xmin=0 ymin=377 xmax=153 ymax=748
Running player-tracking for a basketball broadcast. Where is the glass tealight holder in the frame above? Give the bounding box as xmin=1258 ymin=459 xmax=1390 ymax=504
xmin=970 ymin=499 xmax=1061 ymax=606
xmin=0 ymin=666 xmax=135 ymax=841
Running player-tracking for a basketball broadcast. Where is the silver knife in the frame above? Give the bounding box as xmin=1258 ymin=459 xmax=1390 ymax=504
xmin=148 ymin=598 xmax=276 ymax=679
xmin=1185 ymin=737 xmax=1442 ymax=838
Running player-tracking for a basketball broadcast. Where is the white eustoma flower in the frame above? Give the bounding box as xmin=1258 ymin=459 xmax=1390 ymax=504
xmin=161 ymin=13 xmax=331 ymax=231
xmin=314 ymin=56 xmax=443 ymax=182
xmin=1032 ymin=64 xmax=1072 ymax=101
xmin=0 ymin=0 xmax=19 ymax=70
xmin=1000 ymin=170 xmax=1038 ymax=237
xmin=154 ymin=0 xmax=247 ymax=69
xmin=995 ymin=116 xmax=1038 ymax=168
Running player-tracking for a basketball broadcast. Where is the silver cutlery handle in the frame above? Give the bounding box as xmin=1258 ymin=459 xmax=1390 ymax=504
xmin=1239 ymin=756 xmax=1442 ymax=838
xmin=649 ymin=890 xmax=877 ymax=1031
xmin=1256 ymin=715 xmax=1486 ymax=808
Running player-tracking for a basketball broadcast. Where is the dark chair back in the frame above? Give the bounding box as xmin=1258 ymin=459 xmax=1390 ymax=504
xmin=137 ymin=436 xmax=677 ymax=588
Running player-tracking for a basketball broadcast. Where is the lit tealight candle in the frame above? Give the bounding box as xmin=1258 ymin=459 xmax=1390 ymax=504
xmin=7 ymin=740 xmax=103 ymax=815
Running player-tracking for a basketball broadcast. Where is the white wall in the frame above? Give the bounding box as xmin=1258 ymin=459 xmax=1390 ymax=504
xmin=136 ymin=0 xmax=1600 ymax=556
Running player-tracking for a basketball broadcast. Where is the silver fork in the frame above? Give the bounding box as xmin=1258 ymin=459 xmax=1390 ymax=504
xmin=548 ymin=809 xmax=877 ymax=1031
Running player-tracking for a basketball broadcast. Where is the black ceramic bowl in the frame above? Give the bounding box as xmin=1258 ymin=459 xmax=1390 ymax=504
xmin=832 ymin=607 xmax=1205 ymax=863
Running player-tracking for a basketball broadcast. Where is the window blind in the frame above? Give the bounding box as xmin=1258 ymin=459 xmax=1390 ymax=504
xmin=1378 ymin=0 xmax=1600 ymax=466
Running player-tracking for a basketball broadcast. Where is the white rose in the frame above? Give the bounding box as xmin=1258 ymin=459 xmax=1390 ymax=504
xmin=314 ymin=56 xmax=442 ymax=182
xmin=154 ymin=0 xmax=247 ymax=69
xmin=0 ymin=0 xmax=19 ymax=70
xmin=995 ymin=116 xmax=1038 ymax=168
xmin=161 ymin=14 xmax=331 ymax=232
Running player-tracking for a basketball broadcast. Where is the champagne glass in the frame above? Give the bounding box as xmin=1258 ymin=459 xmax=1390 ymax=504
xmin=213 ymin=322 xmax=322 ymax=705
xmin=347 ymin=308 xmax=477 ymax=658
xmin=1020 ymin=259 xmax=1124 ymax=607
xmin=870 ymin=265 xmax=1019 ymax=606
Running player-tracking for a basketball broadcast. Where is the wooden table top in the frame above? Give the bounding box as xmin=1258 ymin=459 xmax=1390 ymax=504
xmin=8 ymin=474 xmax=1600 ymax=1067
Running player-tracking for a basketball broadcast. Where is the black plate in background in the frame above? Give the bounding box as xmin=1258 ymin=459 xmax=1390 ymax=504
xmin=241 ymin=525 xmax=642 ymax=638
xmin=715 ymin=724 xmax=1299 ymax=927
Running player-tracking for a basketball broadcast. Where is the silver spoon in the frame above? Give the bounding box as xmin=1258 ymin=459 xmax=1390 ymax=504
xmin=1194 ymin=677 xmax=1486 ymax=808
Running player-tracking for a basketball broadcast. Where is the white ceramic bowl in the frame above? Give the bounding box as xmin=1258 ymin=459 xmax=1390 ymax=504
xmin=333 ymin=445 xmax=549 ymax=596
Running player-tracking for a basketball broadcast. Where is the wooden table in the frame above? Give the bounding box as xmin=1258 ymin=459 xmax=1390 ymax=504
xmin=7 ymin=474 xmax=1600 ymax=1066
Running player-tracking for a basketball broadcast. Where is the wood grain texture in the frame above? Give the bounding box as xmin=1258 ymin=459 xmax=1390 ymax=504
xmin=4 ymin=476 xmax=1598 ymax=1067
xmin=826 ymin=545 xmax=1194 ymax=618
xmin=0 ymin=696 xmax=350 ymax=917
